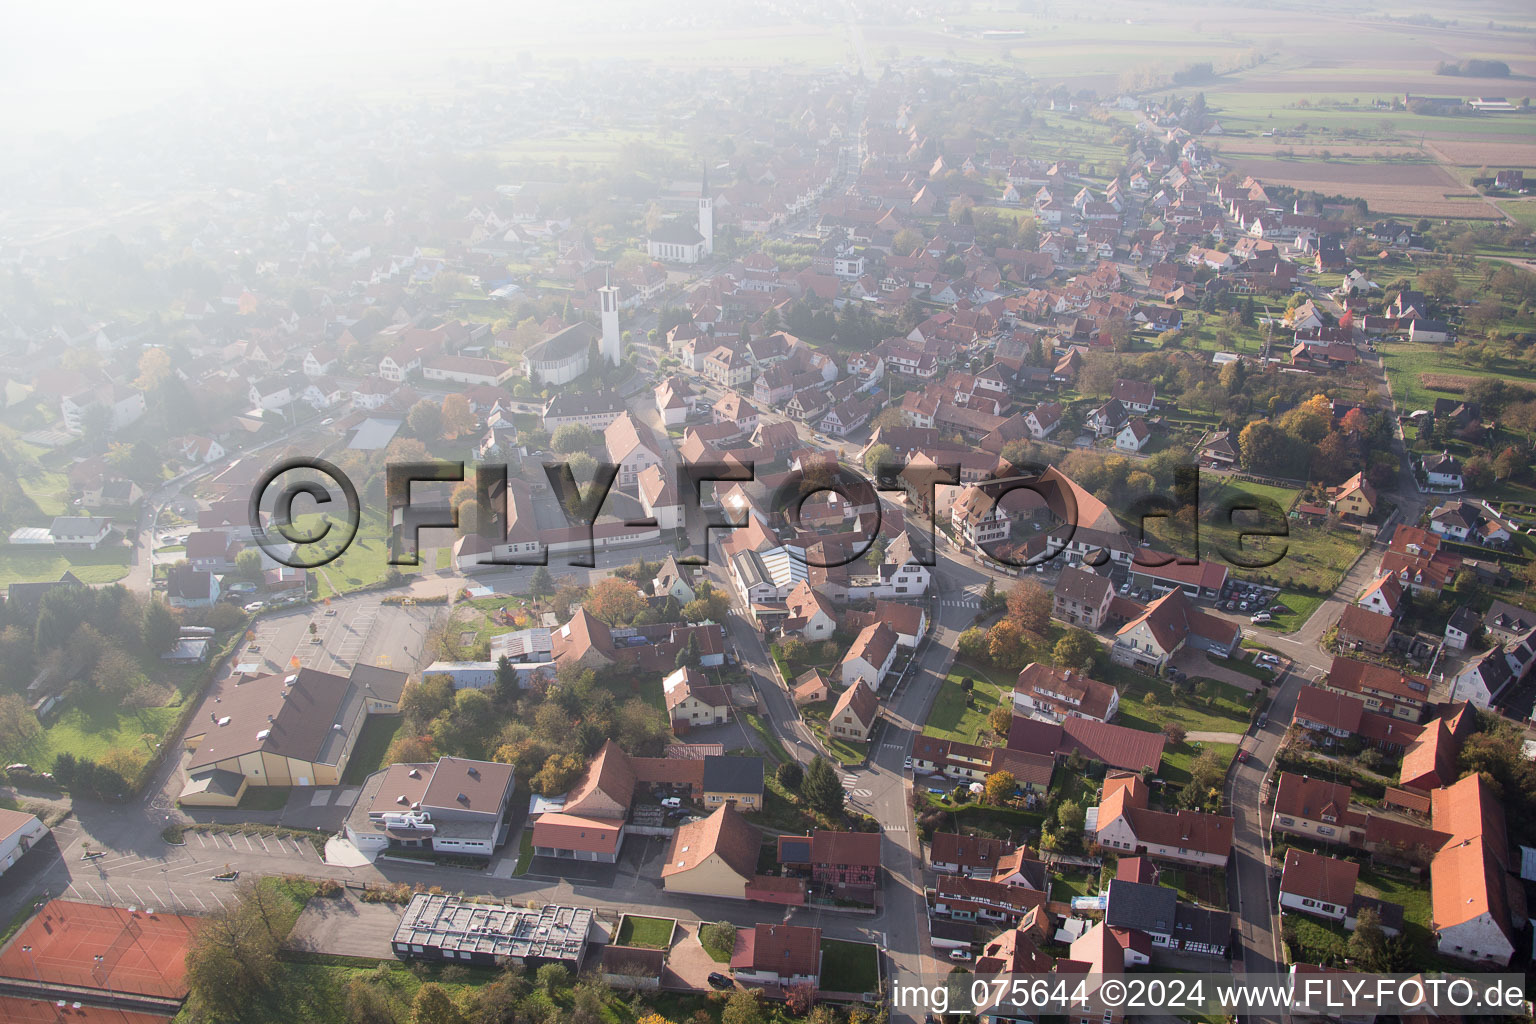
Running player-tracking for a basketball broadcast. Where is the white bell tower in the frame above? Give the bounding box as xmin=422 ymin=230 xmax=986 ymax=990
xmin=599 ymin=275 xmax=621 ymax=367
xmin=698 ymin=165 xmax=714 ymax=257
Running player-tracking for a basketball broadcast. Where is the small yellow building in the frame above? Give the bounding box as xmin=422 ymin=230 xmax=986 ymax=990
xmin=1330 ymin=472 xmax=1377 ymax=519
xmin=661 ymin=803 xmax=762 ymax=900
xmin=179 ymin=665 xmax=406 ymax=807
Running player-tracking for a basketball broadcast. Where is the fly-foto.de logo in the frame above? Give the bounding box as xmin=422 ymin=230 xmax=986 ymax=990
xmin=246 ymin=457 xmax=1288 ymax=572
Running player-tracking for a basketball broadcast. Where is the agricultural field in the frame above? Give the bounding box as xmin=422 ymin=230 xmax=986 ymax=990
xmin=1380 ymin=340 xmax=1536 ymax=415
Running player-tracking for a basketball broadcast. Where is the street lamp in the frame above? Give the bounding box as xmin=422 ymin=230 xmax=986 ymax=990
xmin=20 ymin=944 xmax=42 ymax=984
xmin=93 ymin=954 xmax=113 ymax=1001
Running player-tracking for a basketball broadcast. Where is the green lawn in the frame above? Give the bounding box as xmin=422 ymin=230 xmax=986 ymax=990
xmin=1101 ymin=665 xmax=1254 ymax=736
xmin=1380 ymin=340 xmax=1534 ymax=416
xmin=615 ymin=915 xmax=676 ymax=949
xmin=0 ymin=545 xmax=131 ymax=584
xmin=819 ymin=939 xmax=880 ymax=994
xmin=301 ymin=510 xmax=422 ymax=598
xmin=1160 ymin=742 xmax=1237 ymax=788
xmin=513 ymin=824 xmax=534 ymax=877
xmin=1267 ymin=591 xmax=1326 ymax=633
xmin=1208 ymin=653 xmax=1274 ymax=683
xmin=1195 ymin=481 xmax=1365 ymax=598
xmin=340 ymin=715 xmax=405 ymax=785
xmin=742 ymin=713 xmax=791 ymax=766
xmin=16 ymin=703 xmax=180 ymax=767
xmin=1284 ymin=912 xmax=1348 ymax=966
xmin=924 ymin=666 xmax=1009 ymax=745
xmin=1050 ymin=870 xmax=1097 ymax=901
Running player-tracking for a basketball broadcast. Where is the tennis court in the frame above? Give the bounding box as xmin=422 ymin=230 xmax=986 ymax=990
xmin=0 ymin=900 xmax=203 ymax=999
xmin=0 ymin=995 xmax=171 ymax=1023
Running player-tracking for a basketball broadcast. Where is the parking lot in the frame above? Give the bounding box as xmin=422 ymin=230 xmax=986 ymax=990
xmin=146 ymin=593 xmax=443 ymax=816
xmin=232 ymin=592 xmax=438 ymax=678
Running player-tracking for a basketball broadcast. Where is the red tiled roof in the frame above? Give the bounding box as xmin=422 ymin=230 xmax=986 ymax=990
xmin=811 ymin=829 xmax=880 ymax=868
xmin=930 ymin=832 xmax=1016 ymax=871
xmin=1281 ymin=848 xmax=1359 ymax=907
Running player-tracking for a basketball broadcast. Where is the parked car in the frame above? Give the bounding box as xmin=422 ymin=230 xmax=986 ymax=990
xmin=244 ymin=601 xmax=264 ymax=613
xmin=707 ymin=973 xmax=732 ymax=990
xmin=948 ymin=950 xmax=973 ymax=962
xmin=1257 ymin=712 xmax=1269 ymax=728
xmin=1257 ymin=653 xmax=1280 ymax=666
xmin=903 ymin=757 xmax=913 ymax=770
xmin=661 ymin=797 xmax=682 ymax=809
xmin=1236 ymin=749 xmax=1249 ymax=764
xmin=1251 ymin=613 xmax=1271 ymax=624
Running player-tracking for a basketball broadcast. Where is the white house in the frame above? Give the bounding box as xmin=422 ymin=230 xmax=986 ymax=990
xmin=1447 ymin=647 xmax=1514 ymax=709
xmin=636 ymin=465 xmax=684 ymax=531
xmin=604 ymin=413 xmax=665 ymax=488
xmin=1424 ymin=451 xmax=1464 ymax=489
xmin=1278 ymin=849 xmax=1357 ymax=923
xmin=0 ymin=808 xmax=48 ymax=877
xmin=840 ymin=621 xmax=899 ymax=690
xmin=1115 ymin=418 xmax=1151 ymax=452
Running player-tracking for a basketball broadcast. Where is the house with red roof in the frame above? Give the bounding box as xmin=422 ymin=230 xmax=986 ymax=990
xmin=1335 ymin=605 xmax=1396 ymax=654
xmin=1323 ymin=657 xmax=1430 ymax=722
xmin=1271 ymin=772 xmax=1366 ymax=846
xmin=1012 ymin=663 xmax=1120 ymax=724
xmin=828 ymin=679 xmax=879 ymax=742
xmin=730 ymin=923 xmax=822 ymax=988
xmin=1429 ymin=774 xmax=1516 ymax=965
xmin=1091 ymin=772 xmax=1233 ymax=867
xmin=928 ymin=833 xmax=1016 ymax=877
xmin=1111 ymin=588 xmax=1241 ymax=673
xmin=1279 ymin=848 xmax=1359 ymax=922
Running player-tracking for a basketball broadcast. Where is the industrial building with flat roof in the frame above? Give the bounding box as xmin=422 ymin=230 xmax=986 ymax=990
xmin=392 ymin=895 xmax=592 ymax=967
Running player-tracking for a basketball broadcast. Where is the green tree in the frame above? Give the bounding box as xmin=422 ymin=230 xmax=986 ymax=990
xmin=863 ymin=443 xmax=895 ymax=480
xmin=699 ymin=921 xmax=737 ymax=960
xmin=988 ymin=704 xmax=1014 ymax=737
xmin=682 ymin=582 xmax=730 ymax=622
xmin=776 ymin=761 xmax=804 ymax=792
xmin=494 ymin=655 xmax=518 ymax=705
xmin=957 ymin=626 xmax=990 ymax=662
xmin=983 ymin=770 xmax=1016 ymax=805
xmin=400 ymin=675 xmax=455 ymax=728
xmin=407 ymin=399 xmax=443 ymax=441
xmin=411 ymin=983 xmax=464 ymax=1024
xmin=801 ymin=755 xmax=845 ymax=815
xmin=1056 ymin=798 xmax=1085 ymax=838
xmin=1345 ymin=906 xmax=1387 ymax=971
xmin=141 ymin=598 xmax=180 ymax=655
xmin=183 ymin=882 xmax=283 ymax=1022
xmin=1053 ymin=628 xmax=1100 ymax=671
xmin=0 ymin=694 xmax=42 ymax=757
xmin=534 ymin=963 xmax=570 ymax=996
xmin=234 ymin=547 xmax=265 ymax=583
xmin=552 ymin=423 xmax=597 ymax=453
xmin=529 ymin=566 xmax=555 ymax=597
xmin=722 ymin=989 xmax=765 ymax=1024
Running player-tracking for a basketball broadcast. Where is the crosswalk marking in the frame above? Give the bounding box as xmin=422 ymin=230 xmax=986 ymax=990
xmin=941 ymin=599 xmax=979 ymax=608
xmin=842 ymin=775 xmax=859 ymax=786
xmin=885 ymin=825 xmax=907 ymax=832
xmin=882 ymin=742 xmax=903 ymax=749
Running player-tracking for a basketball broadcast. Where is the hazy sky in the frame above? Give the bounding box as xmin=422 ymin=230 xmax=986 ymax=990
xmin=0 ymin=0 xmax=611 ymax=142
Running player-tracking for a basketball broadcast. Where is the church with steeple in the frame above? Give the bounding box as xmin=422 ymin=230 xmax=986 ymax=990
xmin=645 ymin=168 xmax=713 ymax=264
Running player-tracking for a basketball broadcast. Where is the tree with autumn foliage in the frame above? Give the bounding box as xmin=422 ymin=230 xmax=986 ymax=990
xmin=1005 ymin=579 xmax=1052 ymax=634
xmin=585 ymin=577 xmax=647 ymax=625
xmin=441 ymin=394 xmax=476 ymax=438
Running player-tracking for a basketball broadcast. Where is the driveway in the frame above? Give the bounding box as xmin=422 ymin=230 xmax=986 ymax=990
xmin=662 ymin=924 xmax=730 ymax=991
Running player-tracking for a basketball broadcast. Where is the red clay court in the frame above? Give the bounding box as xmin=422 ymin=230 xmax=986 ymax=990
xmin=0 ymin=900 xmax=203 ymax=1000
xmin=0 ymin=996 xmax=171 ymax=1023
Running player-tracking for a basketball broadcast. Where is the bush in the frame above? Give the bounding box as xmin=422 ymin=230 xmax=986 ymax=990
xmin=161 ymin=824 xmax=185 ymax=844
xmin=699 ymin=920 xmax=737 ymax=960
